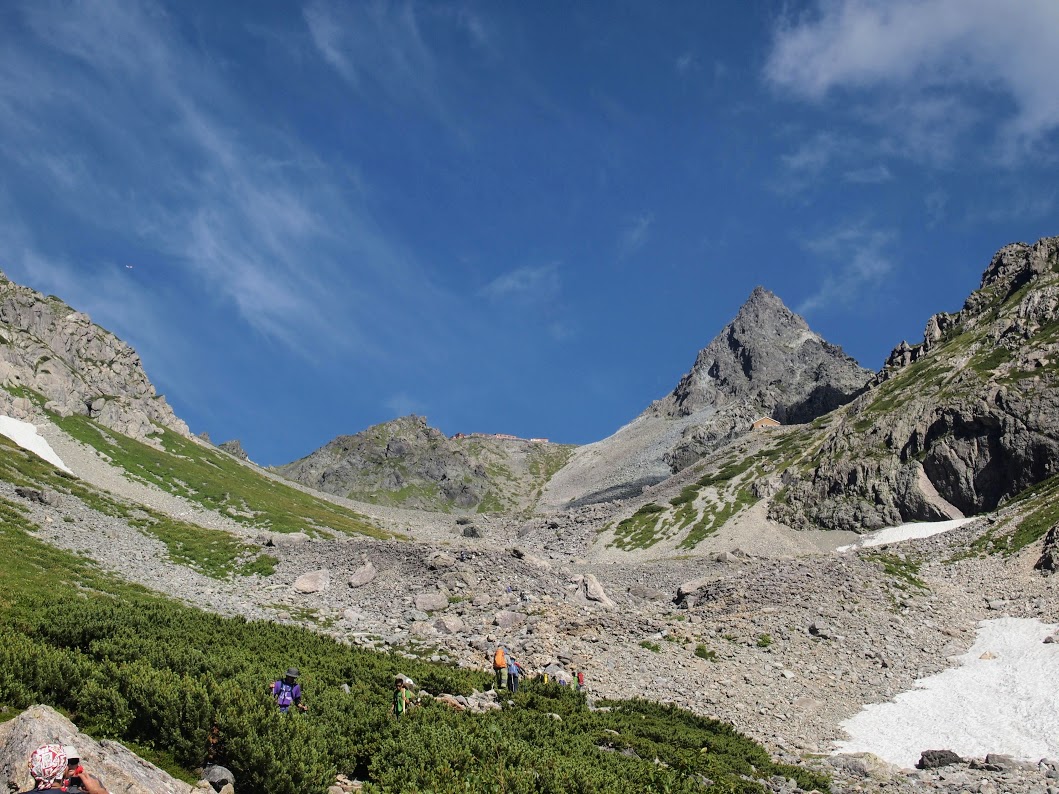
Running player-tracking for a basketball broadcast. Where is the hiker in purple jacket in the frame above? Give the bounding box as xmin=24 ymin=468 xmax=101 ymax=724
xmin=272 ymin=667 xmax=307 ymax=713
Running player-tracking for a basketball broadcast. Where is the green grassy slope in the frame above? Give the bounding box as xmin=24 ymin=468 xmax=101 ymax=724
xmin=5 ymin=386 xmax=387 ymax=539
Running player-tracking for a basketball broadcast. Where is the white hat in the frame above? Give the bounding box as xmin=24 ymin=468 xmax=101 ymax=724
xmin=62 ymin=746 xmax=78 ymax=761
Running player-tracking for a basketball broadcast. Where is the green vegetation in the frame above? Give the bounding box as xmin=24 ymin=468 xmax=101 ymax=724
xmin=0 ymin=511 xmax=827 ymax=793
xmin=611 ymin=503 xmax=669 ymax=551
xmin=639 ymin=640 xmax=661 ymax=653
xmin=679 ymin=488 xmax=758 ymax=550
xmin=43 ymin=407 xmax=386 ymax=538
xmin=755 ymin=634 xmax=772 ymax=649
xmin=694 ymin=645 xmax=717 ymax=662
xmin=960 ymin=475 xmax=1059 ymax=557
xmin=865 ymin=552 xmax=927 ymax=591
xmin=0 ymin=434 xmax=276 ymax=579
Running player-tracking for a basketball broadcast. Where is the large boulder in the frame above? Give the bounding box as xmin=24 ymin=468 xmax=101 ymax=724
xmin=348 ymin=561 xmax=378 ymax=588
xmin=415 ymin=591 xmax=450 ymax=613
xmin=576 ymin=580 xmax=618 ymax=609
xmin=0 ymin=705 xmax=194 ymax=793
xmin=293 ymin=569 xmax=330 ymax=593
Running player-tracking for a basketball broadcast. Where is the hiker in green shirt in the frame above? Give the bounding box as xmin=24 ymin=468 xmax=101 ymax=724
xmin=390 ymin=676 xmax=413 ymax=719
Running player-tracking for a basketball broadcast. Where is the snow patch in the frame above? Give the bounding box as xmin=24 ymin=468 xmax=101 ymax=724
xmin=0 ymin=415 xmax=72 ymax=473
xmin=835 ymin=517 xmax=976 ymax=552
xmin=834 ymin=617 xmax=1059 ymax=768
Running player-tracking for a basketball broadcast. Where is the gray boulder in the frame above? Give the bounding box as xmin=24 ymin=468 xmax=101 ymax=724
xmin=0 ymin=705 xmax=193 ymax=793
xmin=415 ymin=591 xmax=450 ymax=613
xmin=293 ymin=569 xmax=330 ymax=593
xmin=348 ymin=561 xmax=378 ymax=588
xmin=201 ymin=764 xmax=235 ymax=792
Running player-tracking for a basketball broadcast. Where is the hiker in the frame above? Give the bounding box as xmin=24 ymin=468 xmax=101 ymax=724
xmin=390 ymin=676 xmax=413 ymax=719
xmin=506 ymin=653 xmax=524 ymax=693
xmin=492 ymin=645 xmax=508 ymax=691
xmin=24 ymin=744 xmax=108 ymax=793
xmin=576 ymin=670 xmax=586 ymax=692
xmin=271 ymin=667 xmax=308 ymax=713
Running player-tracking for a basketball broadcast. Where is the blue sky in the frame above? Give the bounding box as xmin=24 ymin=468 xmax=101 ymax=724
xmin=1 ymin=0 xmax=1057 ymax=464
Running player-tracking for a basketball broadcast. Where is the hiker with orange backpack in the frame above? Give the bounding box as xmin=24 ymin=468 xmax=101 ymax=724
xmin=492 ymin=645 xmax=508 ymax=691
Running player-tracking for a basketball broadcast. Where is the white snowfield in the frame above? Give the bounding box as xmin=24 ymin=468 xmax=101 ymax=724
xmin=0 ymin=415 xmax=71 ymax=473
xmin=834 ymin=618 xmax=1059 ymax=768
xmin=835 ymin=517 xmax=977 ymax=552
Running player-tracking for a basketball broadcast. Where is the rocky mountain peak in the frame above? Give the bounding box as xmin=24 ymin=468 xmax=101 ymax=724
xmin=657 ymin=287 xmax=869 ymax=422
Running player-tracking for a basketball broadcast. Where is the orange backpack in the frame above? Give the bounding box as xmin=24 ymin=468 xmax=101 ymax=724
xmin=493 ymin=647 xmax=506 ymax=669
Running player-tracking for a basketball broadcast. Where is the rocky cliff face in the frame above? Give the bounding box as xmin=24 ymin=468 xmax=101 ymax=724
xmin=540 ymin=288 xmax=872 ymax=509
xmin=0 ymin=270 xmax=189 ymax=441
xmin=656 ymin=286 xmax=872 ymax=471
xmin=770 ymin=236 xmax=1059 ymax=531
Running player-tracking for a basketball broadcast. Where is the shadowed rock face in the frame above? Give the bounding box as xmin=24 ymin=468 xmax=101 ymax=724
xmin=771 ymin=236 xmax=1059 ymax=531
xmin=0 ymin=271 xmax=189 ymax=441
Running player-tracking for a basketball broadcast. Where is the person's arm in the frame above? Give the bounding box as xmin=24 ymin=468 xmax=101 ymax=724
xmin=72 ymin=765 xmax=109 ymax=794
xmin=293 ymin=683 xmax=308 ymax=711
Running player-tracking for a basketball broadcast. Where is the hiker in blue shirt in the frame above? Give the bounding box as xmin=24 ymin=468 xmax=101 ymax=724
xmin=506 ymin=653 xmax=524 ymax=693
xmin=271 ymin=667 xmax=307 ymax=713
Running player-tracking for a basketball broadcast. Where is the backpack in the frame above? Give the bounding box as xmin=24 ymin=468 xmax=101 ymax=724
xmin=275 ymin=681 xmax=296 ymax=708
xmin=493 ymin=647 xmax=506 ymax=669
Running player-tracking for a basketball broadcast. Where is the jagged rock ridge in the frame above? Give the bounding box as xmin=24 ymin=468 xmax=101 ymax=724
xmin=770 ymin=235 xmax=1059 ymax=531
xmin=276 ymin=415 xmax=575 ymax=513
xmin=0 ymin=269 xmax=189 ymax=441
xmin=276 ymin=415 xmax=489 ymax=511
xmin=540 ymin=287 xmax=872 ymax=508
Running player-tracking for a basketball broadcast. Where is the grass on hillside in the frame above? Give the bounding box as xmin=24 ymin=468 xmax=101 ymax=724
xmin=24 ymin=397 xmax=388 ymax=538
xmin=957 ymin=474 xmax=1059 ymax=558
xmin=0 ymin=503 xmax=830 ymax=794
xmin=0 ymin=433 xmax=277 ymax=578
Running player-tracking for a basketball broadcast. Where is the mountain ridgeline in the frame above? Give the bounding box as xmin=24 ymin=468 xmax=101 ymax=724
xmin=275 ymin=415 xmax=575 ymax=513
xmin=769 ymin=236 xmax=1059 ymax=531
xmin=0 ymin=269 xmax=189 ymax=442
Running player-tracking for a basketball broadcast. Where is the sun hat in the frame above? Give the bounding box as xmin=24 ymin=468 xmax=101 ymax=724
xmin=285 ymin=667 xmax=299 ymax=678
xmin=61 ymin=745 xmax=79 ymax=761
xmin=29 ymin=744 xmax=67 ymax=785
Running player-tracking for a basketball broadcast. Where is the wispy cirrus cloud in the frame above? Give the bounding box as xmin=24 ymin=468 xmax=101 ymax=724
xmin=843 ymin=164 xmax=893 ymax=184
xmin=481 ymin=263 xmax=561 ymax=304
xmin=797 ymin=223 xmax=897 ymax=315
xmin=764 ymin=0 xmax=1059 ymax=161
xmin=618 ymin=212 xmax=654 ymax=259
xmin=0 ymin=0 xmax=456 ymax=366
xmin=303 ymin=0 xmax=489 ymax=130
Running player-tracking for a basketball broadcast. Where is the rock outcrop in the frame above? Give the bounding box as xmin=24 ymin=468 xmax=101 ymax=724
xmin=770 ymin=236 xmax=1059 ymax=531
xmin=276 ymin=414 xmax=574 ymax=513
xmin=0 ymin=705 xmax=193 ymax=793
xmin=276 ymin=415 xmax=491 ymax=511
xmin=0 ymin=271 xmax=189 ymax=442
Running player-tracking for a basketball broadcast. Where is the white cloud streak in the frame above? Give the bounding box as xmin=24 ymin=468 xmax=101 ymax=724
xmin=619 ymin=212 xmax=654 ymax=259
xmin=765 ymin=0 xmax=1059 ymax=159
xmin=797 ymin=223 xmax=897 ymax=315
xmin=0 ymin=0 xmax=454 ymax=365
xmin=481 ymin=264 xmax=561 ymax=304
